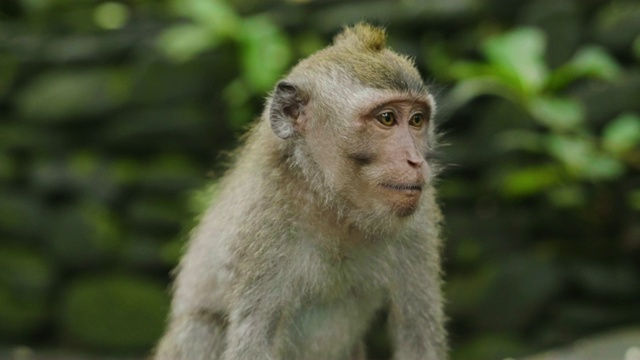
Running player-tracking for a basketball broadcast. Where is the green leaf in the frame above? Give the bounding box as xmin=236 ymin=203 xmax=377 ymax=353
xmin=547 ymin=46 xmax=622 ymax=90
xmin=0 ymin=247 xmax=54 ymax=338
xmin=546 ymin=135 xmax=624 ymax=180
xmin=567 ymin=46 xmax=622 ymax=81
xmin=159 ymin=0 xmax=240 ymax=62
xmin=93 ymin=2 xmax=129 ymax=30
xmin=445 ymin=76 xmax=517 ymax=110
xmin=157 ymin=24 xmax=219 ymax=63
xmin=170 ymin=0 xmax=239 ymax=36
xmin=239 ymin=16 xmax=292 ymax=92
xmin=60 ymin=276 xmax=169 ymax=351
xmin=546 ymin=135 xmax=593 ymax=174
xmin=482 ymin=28 xmax=548 ymax=94
xmin=602 ymin=113 xmax=640 ymax=155
xmin=17 ymin=69 xmax=130 ymax=122
xmin=529 ymin=96 xmax=584 ymax=131
xmin=583 ymin=154 xmax=625 ymax=180
xmin=449 ymin=60 xmax=496 ymax=80
xmin=500 ymin=164 xmax=563 ymax=198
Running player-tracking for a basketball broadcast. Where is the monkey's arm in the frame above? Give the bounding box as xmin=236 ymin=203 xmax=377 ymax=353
xmin=222 ymin=272 xmax=295 ymax=360
xmin=388 ymin=240 xmax=447 ymax=360
xmin=223 ymin=309 xmax=279 ymax=360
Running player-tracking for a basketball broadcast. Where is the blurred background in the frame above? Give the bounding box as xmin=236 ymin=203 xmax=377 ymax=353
xmin=1 ymin=0 xmax=639 ymax=359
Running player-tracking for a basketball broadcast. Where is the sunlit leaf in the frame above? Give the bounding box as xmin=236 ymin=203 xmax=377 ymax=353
xmin=158 ymin=0 xmax=239 ymax=61
xmin=529 ymin=96 xmax=584 ymax=131
xmin=583 ymin=154 xmax=625 ymax=180
xmin=157 ymin=24 xmax=218 ymax=63
xmin=500 ymin=164 xmax=563 ymax=198
xmin=93 ymin=2 xmax=129 ymax=30
xmin=482 ymin=28 xmax=548 ymax=94
xmin=445 ymin=77 xmax=516 ymax=111
xmin=547 ymin=46 xmax=622 ymax=90
xmin=239 ymin=16 xmax=292 ymax=92
xmin=546 ymin=135 xmax=593 ymax=174
xmin=602 ymin=113 xmax=640 ymax=155
xmin=170 ymin=0 xmax=239 ymax=36
xmin=567 ymin=46 xmax=622 ymax=81
xmin=546 ymin=135 xmax=624 ymax=180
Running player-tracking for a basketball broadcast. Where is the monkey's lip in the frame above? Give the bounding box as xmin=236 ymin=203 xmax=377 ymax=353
xmin=379 ymin=182 xmax=423 ymax=193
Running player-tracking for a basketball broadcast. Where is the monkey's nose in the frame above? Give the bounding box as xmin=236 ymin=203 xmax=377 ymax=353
xmin=407 ymin=158 xmax=423 ymax=168
xmin=406 ymin=150 xmax=425 ymax=168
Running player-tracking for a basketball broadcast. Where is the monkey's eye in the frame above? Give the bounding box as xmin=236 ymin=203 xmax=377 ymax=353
xmin=376 ymin=112 xmax=396 ymax=126
xmin=409 ymin=113 xmax=426 ymax=128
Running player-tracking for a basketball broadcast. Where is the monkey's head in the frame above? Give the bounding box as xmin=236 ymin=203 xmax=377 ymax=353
xmin=267 ymin=23 xmax=438 ymax=224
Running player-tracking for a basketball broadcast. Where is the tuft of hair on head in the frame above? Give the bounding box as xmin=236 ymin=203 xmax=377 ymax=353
xmin=332 ymin=22 xmax=388 ymax=52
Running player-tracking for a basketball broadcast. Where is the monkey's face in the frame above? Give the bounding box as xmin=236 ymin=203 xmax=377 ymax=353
xmin=305 ymin=90 xmax=435 ymax=218
xmin=352 ymin=94 xmax=432 ymax=218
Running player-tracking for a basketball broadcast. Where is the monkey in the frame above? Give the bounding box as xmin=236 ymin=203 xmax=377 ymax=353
xmin=154 ymin=23 xmax=447 ymax=360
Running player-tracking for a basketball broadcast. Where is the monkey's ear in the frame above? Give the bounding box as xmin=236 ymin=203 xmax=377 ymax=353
xmin=269 ymin=81 xmax=305 ymax=139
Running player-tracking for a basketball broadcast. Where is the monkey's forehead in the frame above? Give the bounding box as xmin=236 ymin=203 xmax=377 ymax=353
xmin=292 ymin=48 xmax=429 ymax=96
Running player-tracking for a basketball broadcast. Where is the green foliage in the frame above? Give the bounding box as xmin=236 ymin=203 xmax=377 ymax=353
xmin=16 ymin=69 xmax=131 ymax=122
xmin=157 ymin=0 xmax=292 ymax=128
xmin=446 ymin=25 xmax=637 ymax=198
xmin=59 ymin=275 xmax=169 ymax=352
xmin=498 ymin=164 xmax=563 ymax=198
xmin=1 ymin=0 xmax=639 ymax=359
xmin=93 ymin=2 xmax=129 ymax=30
xmin=548 ymin=46 xmax=622 ymax=89
xmin=0 ymin=54 xmax=18 ymax=97
xmin=239 ymin=16 xmax=292 ymax=92
xmin=602 ymin=113 xmax=640 ymax=156
xmin=0 ymin=248 xmax=54 ymax=339
xmin=452 ymin=334 xmax=529 ymax=360
xmin=482 ymin=27 xmax=548 ymax=95
xmin=47 ymin=202 xmax=123 ymax=268
xmin=0 ymin=193 xmax=42 ymax=238
xmin=628 ymin=189 xmax=640 ymax=210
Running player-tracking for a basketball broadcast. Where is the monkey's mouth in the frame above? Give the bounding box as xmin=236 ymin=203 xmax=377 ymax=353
xmin=379 ymin=183 xmax=423 ymax=193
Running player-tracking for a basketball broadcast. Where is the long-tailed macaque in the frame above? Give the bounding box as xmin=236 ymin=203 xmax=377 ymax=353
xmin=154 ymin=23 xmax=447 ymax=360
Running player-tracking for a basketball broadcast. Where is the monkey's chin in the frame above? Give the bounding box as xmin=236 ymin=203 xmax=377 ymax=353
xmin=378 ymin=184 xmax=422 ymax=218
xmin=391 ymin=199 xmax=421 ymax=217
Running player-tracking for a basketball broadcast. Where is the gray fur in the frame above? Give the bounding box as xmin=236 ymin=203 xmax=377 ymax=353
xmin=154 ymin=23 xmax=447 ymax=360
